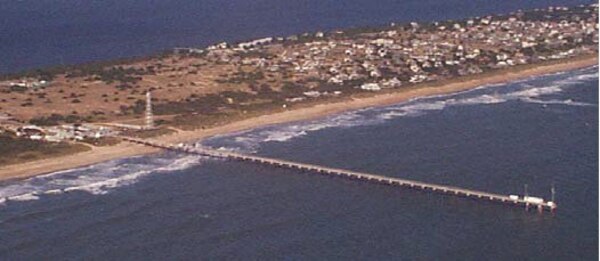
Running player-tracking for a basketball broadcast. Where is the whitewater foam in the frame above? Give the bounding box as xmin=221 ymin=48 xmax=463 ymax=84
xmin=205 ymin=67 xmax=598 ymax=152
xmin=520 ymin=98 xmax=596 ymax=107
xmin=8 ymin=193 xmax=40 ymax=202
xmin=0 ymin=154 xmax=204 ymax=206
xmin=43 ymin=189 xmax=63 ymax=195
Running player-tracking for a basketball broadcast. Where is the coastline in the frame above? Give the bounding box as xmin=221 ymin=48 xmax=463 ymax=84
xmin=0 ymin=56 xmax=597 ymax=182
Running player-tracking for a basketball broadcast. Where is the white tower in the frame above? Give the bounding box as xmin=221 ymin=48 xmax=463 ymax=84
xmin=146 ymin=91 xmax=154 ymax=129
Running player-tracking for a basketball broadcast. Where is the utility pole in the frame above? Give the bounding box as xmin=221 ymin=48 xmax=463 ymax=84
xmin=524 ymin=184 xmax=529 ymax=211
xmin=550 ymin=183 xmax=557 ymax=213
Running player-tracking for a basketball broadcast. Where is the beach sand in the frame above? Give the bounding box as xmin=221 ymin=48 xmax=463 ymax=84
xmin=0 ymin=56 xmax=597 ymax=181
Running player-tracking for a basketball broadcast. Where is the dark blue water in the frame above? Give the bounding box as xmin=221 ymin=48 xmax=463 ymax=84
xmin=0 ymin=67 xmax=597 ymax=259
xmin=0 ymin=0 xmax=594 ymax=74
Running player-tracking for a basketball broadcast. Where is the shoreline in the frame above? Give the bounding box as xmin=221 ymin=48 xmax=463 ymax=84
xmin=0 ymin=56 xmax=597 ymax=182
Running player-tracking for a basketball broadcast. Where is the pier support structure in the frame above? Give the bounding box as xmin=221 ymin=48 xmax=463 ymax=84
xmin=120 ymin=137 xmax=558 ymax=214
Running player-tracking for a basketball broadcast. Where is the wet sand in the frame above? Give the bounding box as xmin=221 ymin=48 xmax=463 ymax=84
xmin=0 ymin=56 xmax=597 ymax=181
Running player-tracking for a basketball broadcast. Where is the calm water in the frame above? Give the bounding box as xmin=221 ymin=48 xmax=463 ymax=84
xmin=0 ymin=66 xmax=597 ymax=260
xmin=0 ymin=0 xmax=595 ymax=74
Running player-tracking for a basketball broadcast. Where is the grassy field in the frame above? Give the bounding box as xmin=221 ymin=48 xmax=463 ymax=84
xmin=0 ymin=132 xmax=91 ymax=166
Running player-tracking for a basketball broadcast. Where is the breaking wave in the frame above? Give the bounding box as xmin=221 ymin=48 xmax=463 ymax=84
xmin=7 ymin=193 xmax=40 ymax=202
xmin=520 ymin=97 xmax=595 ymax=107
xmin=0 ymin=154 xmax=203 ymax=206
xmin=205 ymin=66 xmax=598 ymax=152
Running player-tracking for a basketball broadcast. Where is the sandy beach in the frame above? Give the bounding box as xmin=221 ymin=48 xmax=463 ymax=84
xmin=0 ymin=56 xmax=597 ymax=181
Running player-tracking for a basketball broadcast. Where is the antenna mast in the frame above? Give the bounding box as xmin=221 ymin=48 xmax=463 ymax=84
xmin=146 ymin=91 xmax=154 ymax=129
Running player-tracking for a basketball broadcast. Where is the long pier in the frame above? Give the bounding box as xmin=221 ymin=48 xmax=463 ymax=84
xmin=123 ymin=137 xmax=557 ymax=213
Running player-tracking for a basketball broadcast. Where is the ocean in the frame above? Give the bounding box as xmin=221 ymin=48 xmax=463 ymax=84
xmin=0 ymin=65 xmax=597 ymax=259
xmin=0 ymin=0 xmax=595 ymax=74
xmin=1 ymin=0 xmax=598 ymax=259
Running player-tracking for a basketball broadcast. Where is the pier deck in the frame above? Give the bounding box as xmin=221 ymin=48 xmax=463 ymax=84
xmin=122 ymin=137 xmax=557 ymax=212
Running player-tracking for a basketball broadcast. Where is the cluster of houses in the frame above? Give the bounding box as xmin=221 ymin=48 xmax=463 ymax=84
xmin=4 ymin=79 xmax=49 ymax=90
xmin=0 ymin=4 xmax=596 ymax=135
xmin=191 ymin=4 xmax=597 ymax=98
xmin=2 ymin=123 xmax=119 ymax=143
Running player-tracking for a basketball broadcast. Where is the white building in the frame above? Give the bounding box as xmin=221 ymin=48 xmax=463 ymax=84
xmin=360 ymin=83 xmax=381 ymax=91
